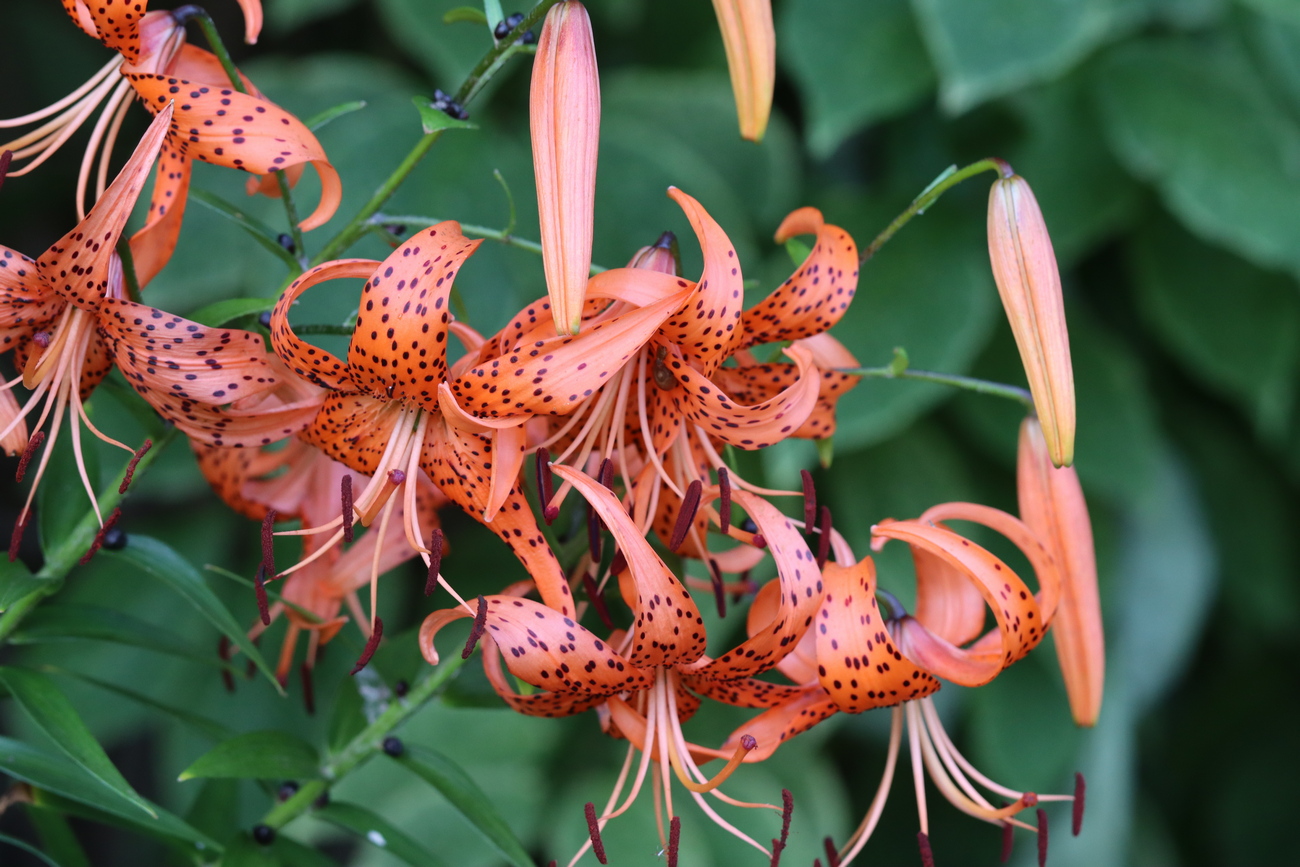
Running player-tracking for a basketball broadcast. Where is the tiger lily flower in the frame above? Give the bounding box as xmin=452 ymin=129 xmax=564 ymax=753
xmin=711 ymin=0 xmax=775 ymax=142
xmin=531 ymin=0 xmax=600 ymax=335
xmin=988 ymin=172 xmax=1075 ymax=467
xmin=4 ymin=1 xmax=338 ymax=286
xmin=420 ymin=466 xmax=822 ymax=863
xmin=1018 ymin=415 xmax=1103 ymax=726
xmin=0 ymin=107 xmax=172 ymax=550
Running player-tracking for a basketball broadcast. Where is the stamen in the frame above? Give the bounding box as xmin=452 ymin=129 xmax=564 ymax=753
xmin=1072 ymin=772 xmax=1085 ymax=836
xmin=769 ymin=787 xmax=793 ymax=866
xmin=918 ymin=832 xmax=935 ymax=867
xmin=424 ymin=528 xmax=444 ymax=596
xmin=118 ymin=439 xmax=152 ymax=494
xmin=709 ymin=559 xmax=726 ymax=618
xmin=587 ymin=502 xmax=602 ymax=562
xmin=350 ymin=616 xmax=384 ymax=674
xmin=1036 ymin=808 xmax=1048 ymax=867
xmin=388 ymin=469 xmax=406 ymax=485
xmin=669 ymin=479 xmax=702 ymax=551
xmin=598 ymin=457 xmax=614 ymax=490
xmin=717 ymin=466 xmax=732 ymax=531
xmin=462 ymin=595 xmax=487 ymax=659
xmin=584 ymin=802 xmax=607 ymax=864
xmin=299 ymin=662 xmax=315 ymax=715
xmin=751 ymin=533 xmax=767 ymax=549
xmin=677 ymin=733 xmax=756 ymax=794
xmin=801 ymin=469 xmax=817 ymax=531
xmin=816 ymin=505 xmax=832 ymax=569
xmin=217 ymin=637 xmax=235 ymax=692
xmin=1001 ymin=817 xmax=1014 ymax=863
xmin=610 ymin=549 xmax=627 ymax=576
xmin=253 ymin=563 xmax=271 ymax=626
xmin=582 ymin=571 xmax=613 ymax=629
xmin=535 ymin=448 xmax=559 ymax=523
xmin=823 ymin=836 xmax=841 ymax=867
xmin=79 ymin=506 xmax=121 ymax=565
xmin=261 ymin=510 xmax=278 ymax=578
xmin=0 ymin=150 xmax=10 ymax=189
xmin=15 ymin=430 xmax=46 ymax=483
xmin=341 ymin=475 xmax=354 ymax=543
xmin=667 ymin=815 xmax=680 ymax=867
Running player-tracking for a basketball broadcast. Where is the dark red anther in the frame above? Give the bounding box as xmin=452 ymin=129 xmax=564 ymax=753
xmin=299 ymin=662 xmax=315 ymax=715
xmin=1036 ymin=808 xmax=1048 ymax=867
xmin=582 ymin=572 xmax=613 ymax=629
xmin=341 ymin=475 xmax=354 ymax=543
xmin=584 ymin=802 xmax=607 ymax=864
xmin=8 ymin=510 xmax=30 ymax=562
xmin=667 ymin=815 xmax=680 ymax=867
xmin=816 ymin=505 xmax=832 ymax=568
xmin=586 ymin=502 xmax=602 ymax=563
xmin=800 ymin=469 xmax=816 ymax=531
xmin=0 ymin=150 xmax=11 ymax=190
xmin=717 ymin=466 xmax=732 ymax=532
xmin=709 ymin=560 xmax=726 ymax=618
xmin=1001 ymin=819 xmax=1014 ymax=863
xmin=80 ymin=507 xmax=122 ymax=566
xmin=778 ymin=788 xmax=793 ymax=848
xmin=751 ymin=533 xmax=767 ymax=549
xmin=261 ymin=509 xmax=277 ymax=578
xmin=918 ymin=832 xmax=935 ymax=867
xmin=1072 ymin=772 xmax=1085 ymax=836
xmin=350 ymin=617 xmax=384 ymax=674
xmin=598 ymin=457 xmax=614 ymax=490
xmin=669 ymin=479 xmax=702 ymax=552
xmin=253 ymin=563 xmax=271 ymax=626
xmin=15 ymin=430 xmax=46 ymax=483
xmin=218 ymin=637 xmax=235 ymax=692
xmin=609 ymin=549 xmax=627 ymax=576
xmin=535 ymin=448 xmax=558 ymax=523
xmin=424 ymin=528 xmax=444 ymax=596
xmin=813 ymin=861 xmax=822 ymax=867
xmin=119 ymin=439 xmax=152 ymax=494
xmin=822 ymin=837 xmax=840 ymax=867
xmin=462 ymin=595 xmax=488 ymax=659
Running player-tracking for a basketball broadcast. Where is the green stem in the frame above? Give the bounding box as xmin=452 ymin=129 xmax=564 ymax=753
xmin=115 ymin=237 xmax=141 ymax=302
xmin=0 ymin=428 xmax=179 ymax=643
xmin=260 ymin=652 xmax=469 ymax=829
xmin=839 ymin=364 xmax=1034 ymax=409
xmin=372 ymin=215 xmax=608 ymax=274
xmin=861 ymin=157 xmax=1013 ymax=262
xmin=311 ymin=0 xmax=561 ymax=266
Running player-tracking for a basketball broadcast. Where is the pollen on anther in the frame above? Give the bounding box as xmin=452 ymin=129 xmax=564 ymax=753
xmin=801 ymin=469 xmax=817 ymax=530
xmin=424 ymin=528 xmax=444 ymax=596
xmin=341 ymin=475 xmax=354 ymax=543
xmin=119 ymin=439 xmax=153 ymax=494
xmin=462 ymin=595 xmax=488 ymax=659
xmin=667 ymin=815 xmax=681 ymax=867
xmin=717 ymin=466 xmax=732 ymax=532
xmin=584 ymin=802 xmax=607 ymax=864
xmin=350 ymin=617 xmax=384 ymax=674
xmin=1072 ymin=772 xmax=1086 ymax=836
xmin=15 ymin=430 xmax=46 ymax=483
xmin=669 ymin=480 xmax=702 ymax=551
xmin=261 ymin=509 xmax=277 ymax=577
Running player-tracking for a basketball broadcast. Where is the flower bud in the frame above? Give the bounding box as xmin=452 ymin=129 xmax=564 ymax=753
xmin=712 ymin=0 xmax=775 ymax=142
xmin=0 ymin=387 xmax=29 ymax=457
xmin=531 ymin=1 xmax=600 ymax=336
xmin=1017 ymin=417 xmax=1103 ymax=726
xmin=988 ymin=174 xmax=1075 ymax=467
xmin=626 ymin=231 xmax=680 ymax=275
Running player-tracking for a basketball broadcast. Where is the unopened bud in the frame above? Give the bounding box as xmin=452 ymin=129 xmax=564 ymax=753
xmin=626 ymin=231 xmax=680 ymax=275
xmin=988 ymin=174 xmax=1075 ymax=467
xmin=531 ymin=1 xmax=599 ymax=335
xmin=711 ymin=0 xmax=775 ymax=142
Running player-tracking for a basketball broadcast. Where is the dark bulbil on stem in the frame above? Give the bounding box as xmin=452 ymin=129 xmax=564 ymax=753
xmin=252 ymin=824 xmax=275 ymax=845
xmin=381 ymin=736 xmax=404 ymax=757
xmin=430 ymin=89 xmax=469 ymax=121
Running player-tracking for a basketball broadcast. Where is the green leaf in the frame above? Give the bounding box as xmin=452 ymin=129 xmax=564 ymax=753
xmin=444 ymin=6 xmax=488 ymax=25
xmin=36 ymin=419 xmax=100 ymax=556
xmin=377 ymin=0 xmax=493 ymax=85
xmin=327 ymin=679 xmax=367 ymax=751
xmin=106 ymin=536 xmax=282 ymax=693
xmin=780 ymin=0 xmax=934 ymax=156
xmin=0 ymin=668 xmax=156 ymax=818
xmin=304 ymin=100 xmax=368 ymax=132
xmin=47 ymin=668 xmax=235 ymax=741
xmin=0 ymin=832 xmax=64 ymax=867
xmin=0 ymin=558 xmax=44 ymax=612
xmin=392 ymin=747 xmax=532 ymax=867
xmin=23 ymin=806 xmax=90 ymax=867
xmin=267 ymin=0 xmax=363 ymax=32
xmin=317 ymin=802 xmax=450 ymax=867
xmin=482 ymin=0 xmax=504 ymax=32
xmin=179 ymin=731 xmax=321 ymax=781
xmin=219 ymin=832 xmax=280 ymax=867
xmin=11 ymin=604 xmax=236 ymax=672
xmin=412 ymin=96 xmax=479 ymax=134
xmin=186 ymin=297 xmax=276 ymax=328
xmin=187 ymin=188 xmax=302 ymax=270
xmin=1094 ymin=35 xmax=1300 ymax=281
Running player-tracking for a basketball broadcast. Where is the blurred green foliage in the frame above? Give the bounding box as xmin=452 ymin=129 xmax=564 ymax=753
xmin=2 ymin=0 xmax=1299 ymax=865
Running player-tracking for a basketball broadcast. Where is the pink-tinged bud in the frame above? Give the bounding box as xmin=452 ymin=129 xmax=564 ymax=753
xmin=712 ymin=0 xmax=775 ymax=142
xmin=1017 ymin=417 xmax=1103 ymax=726
xmin=0 ymin=387 xmax=29 ymax=457
xmin=531 ymin=1 xmax=600 ymax=336
xmin=988 ymin=174 xmax=1075 ymax=467
xmin=625 ymin=231 xmax=680 ymax=275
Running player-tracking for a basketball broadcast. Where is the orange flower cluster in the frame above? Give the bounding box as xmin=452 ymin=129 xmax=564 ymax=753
xmin=0 ymin=3 xmax=1101 ymax=865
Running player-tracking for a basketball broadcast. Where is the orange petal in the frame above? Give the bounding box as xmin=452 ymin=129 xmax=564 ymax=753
xmin=988 ymin=175 xmax=1075 ymax=466
xmin=61 ymin=0 xmax=100 ymax=42
xmin=481 ymin=633 xmax=609 ymax=718
xmin=0 ymin=248 xmax=60 ymax=343
xmin=664 ymin=188 xmax=746 ymax=374
xmin=76 ymin=0 xmax=145 ymax=62
xmin=711 ymin=0 xmax=775 ymax=143
xmin=742 ymin=208 xmax=859 ymax=349
xmin=685 ymin=675 xmax=811 ymax=709
xmin=38 ymin=105 xmax=172 ymax=311
xmin=814 ymin=555 xmax=940 ymax=712
xmin=302 ymin=393 xmax=398 ymax=475
xmin=0 ymin=387 xmax=29 ymax=456
xmin=531 ymin=1 xmax=600 ymax=335
xmin=1018 ymin=416 xmax=1103 ymax=726
xmin=745 ymin=578 xmax=819 ymax=684
xmin=554 ymin=464 xmax=708 ymax=668
xmin=716 ymin=686 xmax=838 ymax=763
xmin=128 ymin=142 xmax=190 ymax=288
xmin=271 ymin=259 xmax=374 ymax=392
xmin=586 ymin=268 xmax=695 ymax=308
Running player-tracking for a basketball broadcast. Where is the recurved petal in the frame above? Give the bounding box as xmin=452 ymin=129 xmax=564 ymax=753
xmin=301 ymin=393 xmax=399 ymax=475
xmin=587 ymin=268 xmax=695 ymax=308
xmin=346 ymin=223 xmax=481 ymax=410
xmin=663 ymin=188 xmax=746 ymax=374
xmin=128 ymin=142 xmax=190 ymax=288
xmin=481 ymin=633 xmax=608 ymax=718
xmin=1018 ymin=416 xmax=1102 ymax=726
xmin=38 ymin=105 xmax=172 ymax=311
xmin=271 ymin=260 xmax=374 ymax=392
xmin=0 ymin=388 xmax=29 ymax=456
xmin=74 ymin=0 xmax=145 ymax=62
xmin=0 ymin=247 xmax=60 ymax=346
xmin=684 ymin=674 xmax=811 ymax=709
xmin=235 ymin=0 xmax=263 ymax=43
xmin=716 ymin=685 xmax=838 ymax=763
xmin=711 ymin=0 xmax=775 ymax=143
xmin=741 ymin=208 xmax=858 ymax=349
xmin=746 ymin=578 xmax=818 ymax=685
xmin=554 ymin=464 xmax=708 ymax=668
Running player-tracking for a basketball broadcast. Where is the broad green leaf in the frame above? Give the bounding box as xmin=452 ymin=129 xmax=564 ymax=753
xmin=780 ymin=0 xmax=934 ymax=156
xmin=392 ymin=747 xmax=532 ymax=867
xmin=48 ymin=668 xmax=234 ymax=741
xmin=11 ymin=604 xmax=236 ymax=672
xmin=911 ymin=0 xmax=1124 ymax=112
xmin=0 ymin=558 xmax=44 ymax=612
xmin=482 ymin=0 xmax=504 ymax=32
xmin=317 ymin=802 xmax=450 ymax=867
xmin=413 ymin=96 xmax=479 ymax=134
xmin=0 ymin=668 xmax=155 ymax=818
xmin=267 ymin=0 xmax=361 ymax=32
xmin=0 ymin=832 xmax=63 ymax=867
xmin=36 ymin=418 xmax=101 ymax=556
xmin=1094 ymin=35 xmax=1300 ymax=281
xmin=27 ymin=787 xmax=215 ymax=853
xmin=444 ymin=6 xmax=488 ymax=25
xmin=187 ymin=188 xmax=301 ymax=271
xmin=186 ymin=297 xmax=277 ymax=328
xmin=179 ymin=731 xmax=321 ymax=781
xmin=304 ymin=100 xmax=368 ymax=132
xmin=376 ymin=0 xmax=493 ymax=85
xmin=220 ymin=832 xmax=279 ymax=867
xmin=23 ymin=806 xmax=91 ymax=867
xmin=275 ymin=836 xmax=340 ymax=867
xmin=106 ymin=536 xmax=282 ymax=693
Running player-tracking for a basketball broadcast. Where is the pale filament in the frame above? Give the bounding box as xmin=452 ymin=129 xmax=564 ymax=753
xmin=838 ymin=706 xmax=904 ymax=866
xmin=0 ymin=56 xmax=122 ymax=128
xmin=77 ymin=79 xmax=134 ymax=220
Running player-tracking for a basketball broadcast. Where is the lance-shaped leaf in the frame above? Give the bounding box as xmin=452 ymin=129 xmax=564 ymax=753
xmin=531 ymin=1 xmax=599 ymax=336
xmin=179 ymin=730 xmax=320 ymax=780
xmin=711 ymin=0 xmax=775 ymax=142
